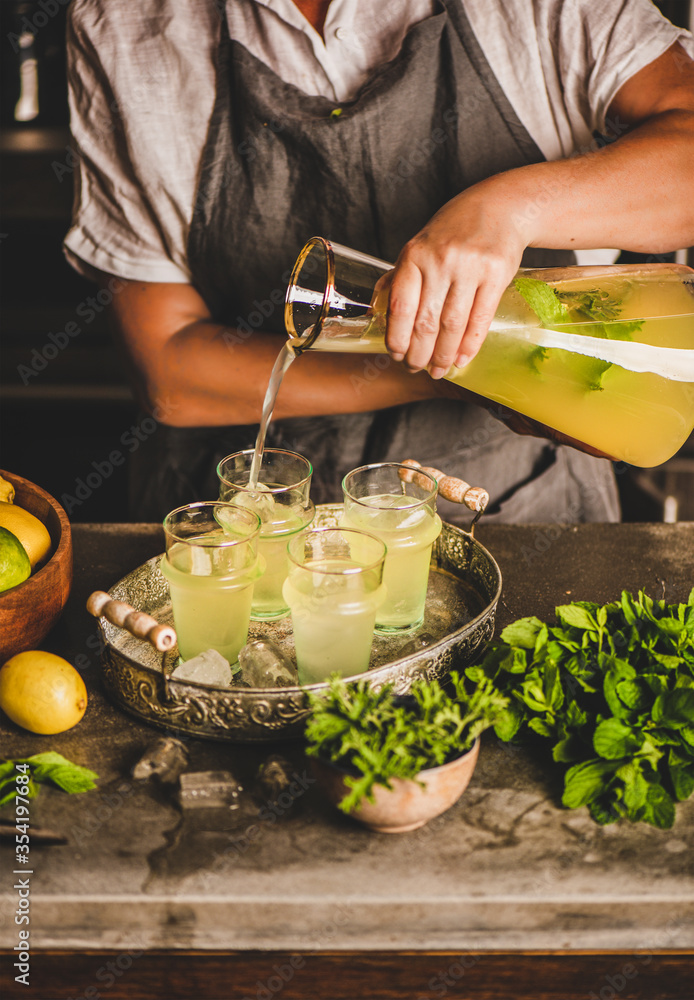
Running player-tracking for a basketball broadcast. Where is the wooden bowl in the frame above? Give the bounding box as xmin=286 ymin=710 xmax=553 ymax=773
xmin=0 ymin=470 xmax=73 ymax=663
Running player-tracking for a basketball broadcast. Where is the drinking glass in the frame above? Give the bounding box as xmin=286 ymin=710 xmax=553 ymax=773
xmin=283 ymin=527 xmax=386 ymax=685
xmin=161 ymin=501 xmax=262 ymax=664
xmin=217 ymin=448 xmax=315 ymax=620
xmin=341 ymin=463 xmax=442 ymax=633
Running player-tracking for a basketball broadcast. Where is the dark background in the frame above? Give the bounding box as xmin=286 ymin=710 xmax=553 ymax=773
xmin=1 ymin=0 xmax=693 ymax=523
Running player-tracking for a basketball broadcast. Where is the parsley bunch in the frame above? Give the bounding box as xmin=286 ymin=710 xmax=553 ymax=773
xmin=467 ymin=589 xmax=694 ymax=828
xmin=304 ymin=673 xmax=507 ymax=813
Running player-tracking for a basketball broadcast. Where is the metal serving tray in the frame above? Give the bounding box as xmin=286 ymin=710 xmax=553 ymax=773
xmin=98 ymin=505 xmax=502 ymax=742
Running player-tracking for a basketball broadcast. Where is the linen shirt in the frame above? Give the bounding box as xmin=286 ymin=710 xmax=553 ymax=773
xmin=63 ymin=0 xmax=693 ymax=284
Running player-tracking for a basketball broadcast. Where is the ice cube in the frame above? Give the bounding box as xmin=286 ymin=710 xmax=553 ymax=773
xmin=189 ymin=542 xmax=213 ymax=575
xmin=173 ymin=648 xmax=233 ymax=686
xmin=257 ymin=754 xmax=294 ymax=798
xmin=178 ymin=770 xmax=243 ymax=809
xmin=237 ymin=639 xmax=298 ymax=688
xmin=232 ymin=484 xmax=277 ymax=522
xmin=131 ymin=737 xmax=189 ymax=784
xmin=395 ymin=506 xmax=427 ymax=530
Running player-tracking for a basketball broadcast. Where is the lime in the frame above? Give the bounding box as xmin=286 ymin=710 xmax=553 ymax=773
xmin=0 ymin=500 xmax=52 ymax=567
xmin=0 ymin=651 xmax=88 ymax=734
xmin=0 ymin=526 xmax=31 ymax=593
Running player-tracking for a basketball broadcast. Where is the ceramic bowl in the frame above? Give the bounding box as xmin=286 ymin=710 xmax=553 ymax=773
xmin=0 ymin=470 xmax=73 ymax=663
xmin=311 ymin=738 xmax=480 ymax=833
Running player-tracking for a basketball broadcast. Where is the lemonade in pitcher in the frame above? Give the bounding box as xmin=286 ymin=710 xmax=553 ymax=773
xmin=285 ymin=239 xmax=694 ymax=468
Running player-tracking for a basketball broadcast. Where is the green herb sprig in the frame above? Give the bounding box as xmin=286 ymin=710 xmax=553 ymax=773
xmin=304 ymin=673 xmax=507 ymax=813
xmin=513 ymin=276 xmax=644 ymax=389
xmin=467 ymin=589 xmax=694 ymax=828
xmin=0 ymin=753 xmax=99 ymax=806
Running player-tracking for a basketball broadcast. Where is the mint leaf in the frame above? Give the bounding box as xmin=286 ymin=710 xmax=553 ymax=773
xmin=493 ymin=705 xmax=524 ymax=741
xmin=668 ymin=750 xmax=694 ymax=801
xmin=642 ymin=783 xmax=676 ymax=829
xmin=563 ymin=759 xmax=619 ymax=809
xmin=500 ymin=616 xmax=545 ymax=649
xmin=618 ymin=760 xmax=649 ymax=812
xmin=593 ymin=718 xmax=643 ymax=759
xmin=8 ymin=753 xmax=99 ymax=796
xmin=652 ymin=690 xmax=694 ymax=728
xmin=556 ymin=604 xmax=597 ymax=631
xmin=513 ymin=276 xmax=570 ymax=326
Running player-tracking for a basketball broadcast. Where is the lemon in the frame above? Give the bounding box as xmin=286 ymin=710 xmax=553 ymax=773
xmin=0 ymin=526 xmax=31 ymax=593
xmin=0 ymin=651 xmax=87 ymax=734
xmin=0 ymin=500 xmax=52 ymax=568
xmin=0 ymin=474 xmax=15 ymax=503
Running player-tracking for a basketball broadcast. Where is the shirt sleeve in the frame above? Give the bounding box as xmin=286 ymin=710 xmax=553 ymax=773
xmin=556 ymin=0 xmax=694 ymax=138
xmin=63 ymin=0 xmax=220 ymax=283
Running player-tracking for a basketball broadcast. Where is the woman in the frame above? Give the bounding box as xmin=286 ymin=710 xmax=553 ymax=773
xmin=64 ymin=0 xmax=694 ymax=521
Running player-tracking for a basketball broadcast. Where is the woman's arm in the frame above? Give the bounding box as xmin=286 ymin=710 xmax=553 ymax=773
xmin=104 ymin=277 xmax=457 ymax=427
xmin=385 ymin=41 xmax=694 ymax=378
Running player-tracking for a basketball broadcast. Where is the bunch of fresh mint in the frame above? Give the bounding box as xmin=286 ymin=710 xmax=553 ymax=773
xmin=304 ymin=673 xmax=507 ymax=813
xmin=467 ymin=589 xmax=694 ymax=828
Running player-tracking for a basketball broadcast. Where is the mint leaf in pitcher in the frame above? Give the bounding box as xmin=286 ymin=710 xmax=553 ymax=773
xmin=513 ymin=276 xmax=570 ymax=326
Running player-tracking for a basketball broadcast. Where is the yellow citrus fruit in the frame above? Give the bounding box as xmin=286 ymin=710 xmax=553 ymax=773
xmin=0 ymin=526 xmax=31 ymax=593
xmin=0 ymin=474 xmax=15 ymax=503
xmin=0 ymin=500 xmax=52 ymax=568
xmin=0 ymin=651 xmax=87 ymax=734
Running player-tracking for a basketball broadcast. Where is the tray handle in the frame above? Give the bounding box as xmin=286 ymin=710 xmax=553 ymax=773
xmin=87 ymin=591 xmax=177 ymax=653
xmin=400 ymin=459 xmax=489 ymax=534
xmin=399 ymin=460 xmax=489 ymax=512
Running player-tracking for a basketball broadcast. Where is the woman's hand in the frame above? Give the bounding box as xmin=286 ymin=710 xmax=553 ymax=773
xmin=384 ymin=181 xmax=526 ymax=378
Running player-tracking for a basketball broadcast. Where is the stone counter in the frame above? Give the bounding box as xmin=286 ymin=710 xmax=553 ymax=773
xmin=1 ymin=523 xmax=693 ymax=957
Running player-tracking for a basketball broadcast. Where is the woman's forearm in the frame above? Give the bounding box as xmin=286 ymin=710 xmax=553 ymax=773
xmin=505 ymin=109 xmax=694 ymax=255
xmin=105 ymin=276 xmax=455 ymax=427
xmin=160 ymin=321 xmax=448 ymax=427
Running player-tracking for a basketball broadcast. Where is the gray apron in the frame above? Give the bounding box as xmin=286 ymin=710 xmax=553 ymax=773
xmin=129 ymin=0 xmax=619 ymax=526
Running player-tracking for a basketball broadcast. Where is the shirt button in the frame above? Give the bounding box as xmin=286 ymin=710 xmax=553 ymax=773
xmin=334 ymin=26 xmax=350 ymax=40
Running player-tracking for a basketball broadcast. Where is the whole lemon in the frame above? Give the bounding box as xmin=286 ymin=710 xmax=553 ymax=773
xmin=0 ymin=501 xmax=52 ymax=568
xmin=0 ymin=526 xmax=31 ymax=593
xmin=0 ymin=651 xmax=87 ymax=734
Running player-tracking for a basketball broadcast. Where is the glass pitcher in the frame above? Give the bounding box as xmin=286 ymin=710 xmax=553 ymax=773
xmin=284 ymin=237 xmax=694 ymax=468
